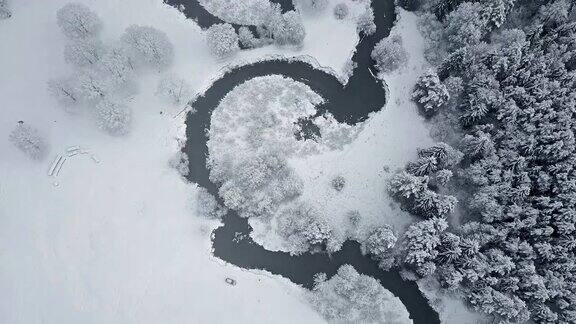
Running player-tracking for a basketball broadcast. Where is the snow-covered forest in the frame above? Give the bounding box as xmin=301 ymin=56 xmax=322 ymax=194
xmin=2 ymin=0 xmax=576 ymax=323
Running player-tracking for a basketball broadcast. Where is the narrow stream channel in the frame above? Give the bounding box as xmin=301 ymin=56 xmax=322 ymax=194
xmin=167 ymin=0 xmax=441 ymax=322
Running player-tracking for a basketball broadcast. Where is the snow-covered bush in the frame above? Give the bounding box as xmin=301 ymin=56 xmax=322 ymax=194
xmin=310 ymin=265 xmax=410 ymax=323
xmin=333 ymin=3 xmax=349 ymax=20
xmin=156 ymin=74 xmax=192 ymax=106
xmin=121 ymin=25 xmax=174 ymax=71
xmin=205 ymin=23 xmax=239 ymax=58
xmin=276 ymin=202 xmax=331 ymax=254
xmin=196 ymin=187 xmax=227 ymax=220
xmin=297 ymin=0 xmax=328 ymax=13
xmin=412 ymin=70 xmax=449 ymax=114
xmin=57 ymin=3 xmax=102 ymax=39
xmin=0 ymin=0 xmax=11 ymax=19
xmin=64 ymin=38 xmax=105 ymax=67
xmin=357 ymin=7 xmax=376 ymax=35
xmin=331 ymin=175 xmax=346 ymax=191
xmin=9 ymin=123 xmax=48 ymax=160
xmin=371 ymin=35 xmax=408 ymax=73
xmin=97 ymin=46 xmax=136 ymax=86
xmin=47 ymin=77 xmax=80 ymax=108
xmin=95 ymin=100 xmax=131 ymax=136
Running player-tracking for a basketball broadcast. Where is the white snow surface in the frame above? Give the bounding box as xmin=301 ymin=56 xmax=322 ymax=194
xmin=0 ymin=0 xmax=348 ymax=323
xmin=198 ymin=0 xmax=274 ymax=25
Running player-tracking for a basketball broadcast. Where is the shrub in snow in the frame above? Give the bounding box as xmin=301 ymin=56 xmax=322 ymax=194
xmin=205 ymin=23 xmax=239 ymax=58
xmin=0 ymin=0 xmax=11 ymax=19
xmin=121 ymin=25 xmax=174 ymax=71
xmin=333 ymin=3 xmax=349 ymax=20
xmin=95 ymin=100 xmax=131 ymax=136
xmin=156 ymin=74 xmax=192 ymax=106
xmin=310 ymin=265 xmax=410 ymax=323
xmin=97 ymin=46 xmax=136 ymax=86
xmin=9 ymin=123 xmax=48 ymax=160
xmin=331 ymin=175 xmax=346 ymax=192
xmin=276 ymin=203 xmax=331 ymax=254
xmin=412 ymin=70 xmax=449 ymax=114
xmin=64 ymin=38 xmax=105 ymax=67
xmin=196 ymin=187 xmax=227 ymax=220
xmin=357 ymin=7 xmax=376 ymax=36
xmin=47 ymin=77 xmax=80 ymax=108
xmin=57 ymin=3 xmax=102 ymax=39
xmin=371 ymin=35 xmax=408 ymax=73
xmin=298 ymin=0 xmax=328 ymax=13
xmin=362 ymin=225 xmax=398 ymax=270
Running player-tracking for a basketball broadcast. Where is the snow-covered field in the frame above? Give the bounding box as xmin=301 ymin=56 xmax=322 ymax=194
xmin=0 ymin=0 xmax=348 ymax=322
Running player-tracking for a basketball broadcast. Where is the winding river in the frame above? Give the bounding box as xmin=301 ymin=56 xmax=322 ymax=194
xmin=166 ymin=0 xmax=440 ymax=322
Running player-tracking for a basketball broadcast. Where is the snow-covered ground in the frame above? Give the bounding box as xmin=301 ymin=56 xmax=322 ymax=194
xmin=0 ymin=0 xmax=354 ymax=322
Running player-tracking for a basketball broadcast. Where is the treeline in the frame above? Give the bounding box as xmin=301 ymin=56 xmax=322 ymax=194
xmin=388 ymin=1 xmax=576 ymax=323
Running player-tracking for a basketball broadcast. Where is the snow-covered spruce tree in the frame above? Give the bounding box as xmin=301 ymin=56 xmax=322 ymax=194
xmin=64 ymin=38 xmax=105 ymax=67
xmin=402 ymin=217 xmax=448 ymax=277
xmin=56 ymin=2 xmax=102 ymax=40
xmin=0 ymin=0 xmax=11 ymax=19
xmin=155 ymin=74 xmax=192 ymax=106
xmin=361 ymin=225 xmax=397 ymax=270
xmin=196 ymin=186 xmax=227 ymax=220
xmin=94 ymin=100 xmax=131 ymax=136
xmin=47 ymin=77 xmax=80 ymax=108
xmin=333 ymin=3 xmax=349 ymax=20
xmin=9 ymin=123 xmax=48 ymax=160
xmin=97 ymin=46 xmax=136 ymax=86
xmin=357 ymin=6 xmax=376 ymax=36
xmin=310 ymin=265 xmax=410 ymax=323
xmin=412 ymin=69 xmax=449 ymax=114
xmin=444 ymin=2 xmax=488 ymax=51
xmin=371 ymin=35 xmax=408 ymax=73
xmin=205 ymin=23 xmax=239 ymax=59
xmin=121 ymin=25 xmax=174 ymax=71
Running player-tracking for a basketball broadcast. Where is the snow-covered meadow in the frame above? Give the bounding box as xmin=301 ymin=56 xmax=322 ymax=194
xmin=0 ymin=0 xmax=452 ymax=322
xmin=0 ymin=0 xmax=354 ymax=322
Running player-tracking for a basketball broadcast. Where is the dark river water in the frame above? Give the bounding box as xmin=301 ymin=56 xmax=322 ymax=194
xmin=166 ymin=0 xmax=440 ymax=322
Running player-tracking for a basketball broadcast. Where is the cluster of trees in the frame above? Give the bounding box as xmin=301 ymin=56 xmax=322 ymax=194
xmin=9 ymin=123 xmax=48 ymax=160
xmin=310 ymin=265 xmax=410 ymax=323
xmin=0 ymin=0 xmax=11 ymax=19
xmin=371 ymin=35 xmax=408 ymax=73
xmin=205 ymin=5 xmax=306 ymax=58
xmin=395 ymin=1 xmax=576 ymax=322
xmin=48 ymin=3 xmax=177 ymax=136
